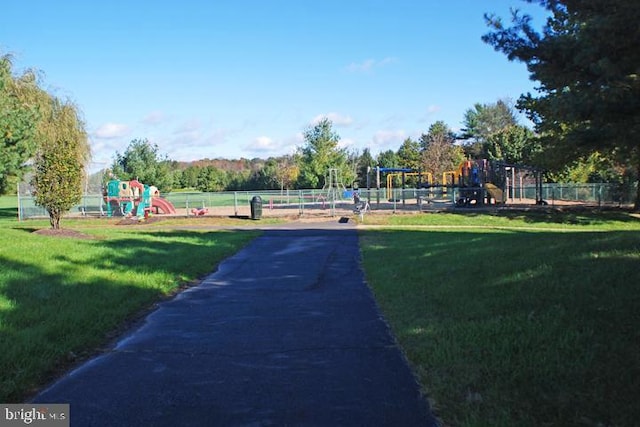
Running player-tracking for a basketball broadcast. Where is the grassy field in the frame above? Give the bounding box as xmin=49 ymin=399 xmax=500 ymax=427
xmin=360 ymin=210 xmax=640 ymax=426
xmin=0 ymin=196 xmax=259 ymax=401
xmin=4 ymin=195 xmax=640 ymax=425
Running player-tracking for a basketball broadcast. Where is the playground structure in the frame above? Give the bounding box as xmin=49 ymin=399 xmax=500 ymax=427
xmin=447 ymin=159 xmax=501 ymax=206
xmin=319 ymin=168 xmax=348 ymax=203
xmin=451 ymin=160 xmax=546 ymax=207
xmin=103 ymin=179 xmax=177 ymax=218
xmin=386 ymin=172 xmax=433 ymax=200
xmin=369 ymin=160 xmax=546 ymax=208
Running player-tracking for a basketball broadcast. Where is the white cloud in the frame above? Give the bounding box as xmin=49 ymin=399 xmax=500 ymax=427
xmin=93 ymin=122 xmax=130 ymax=139
xmin=243 ymin=133 xmax=301 ymax=156
xmin=311 ymin=112 xmax=354 ymax=127
xmin=346 ymin=57 xmax=397 ymax=73
xmin=372 ymin=129 xmax=406 ymax=147
xmin=88 ymin=139 xmax=120 ymax=162
xmin=287 ymin=132 xmax=304 ymax=149
xmin=252 ymin=136 xmax=276 ymax=152
xmin=338 ymin=137 xmax=356 ymax=149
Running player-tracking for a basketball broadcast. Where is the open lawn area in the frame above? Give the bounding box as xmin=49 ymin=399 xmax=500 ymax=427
xmin=2 ymin=194 xmax=639 ymax=426
xmin=0 ymin=196 xmax=260 ymax=401
xmin=360 ymin=210 xmax=640 ymax=426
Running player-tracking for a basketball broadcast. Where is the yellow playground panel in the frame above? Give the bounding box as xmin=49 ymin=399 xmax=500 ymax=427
xmin=386 ymin=172 xmax=433 ymax=200
xmin=441 ymin=171 xmax=458 ymax=191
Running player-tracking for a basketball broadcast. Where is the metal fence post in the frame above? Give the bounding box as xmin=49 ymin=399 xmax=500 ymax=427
xmin=598 ymin=184 xmax=602 ymax=207
xmin=234 ymin=192 xmax=238 ymax=216
xmin=393 ymin=189 xmax=397 ymax=213
xmin=299 ymin=190 xmax=304 ymax=215
xmin=17 ymin=184 xmax=22 ymax=221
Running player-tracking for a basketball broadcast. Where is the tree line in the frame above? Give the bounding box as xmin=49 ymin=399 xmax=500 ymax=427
xmin=107 ymin=96 xmax=630 ymax=195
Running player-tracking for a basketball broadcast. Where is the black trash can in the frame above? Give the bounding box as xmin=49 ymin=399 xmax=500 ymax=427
xmin=250 ymin=196 xmax=262 ymax=220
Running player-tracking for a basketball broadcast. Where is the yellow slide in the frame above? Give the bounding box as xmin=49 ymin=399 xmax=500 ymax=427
xmin=485 ymin=183 xmax=504 ymax=204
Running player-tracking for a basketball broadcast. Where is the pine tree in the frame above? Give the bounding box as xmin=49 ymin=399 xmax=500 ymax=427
xmin=484 ymin=0 xmax=640 ymax=208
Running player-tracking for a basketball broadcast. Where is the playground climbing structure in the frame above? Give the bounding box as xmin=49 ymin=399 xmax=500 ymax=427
xmin=103 ymin=179 xmax=177 ymax=218
xmin=319 ymin=168 xmax=347 ymax=203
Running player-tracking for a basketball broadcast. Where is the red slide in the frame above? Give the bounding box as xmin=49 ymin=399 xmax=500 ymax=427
xmin=152 ymin=198 xmax=177 ymax=214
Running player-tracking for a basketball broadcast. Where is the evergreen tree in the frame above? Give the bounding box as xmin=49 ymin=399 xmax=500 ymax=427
xmin=356 ymin=148 xmax=376 ymax=188
xmin=484 ymin=0 xmax=640 ymax=208
xmin=396 ymin=138 xmax=421 ymax=170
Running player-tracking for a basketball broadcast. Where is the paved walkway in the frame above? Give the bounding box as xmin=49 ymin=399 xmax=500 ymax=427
xmin=34 ymin=221 xmax=437 ymax=426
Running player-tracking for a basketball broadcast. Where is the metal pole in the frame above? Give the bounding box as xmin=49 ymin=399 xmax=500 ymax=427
xmin=299 ymin=190 xmax=304 ymax=215
xmin=366 ymin=166 xmax=371 ymax=206
xmin=17 ymin=183 xmax=21 ymax=222
xmin=376 ymin=166 xmax=380 ymax=207
xmin=234 ymin=192 xmax=238 ymax=216
xmin=402 ymin=172 xmax=406 ymax=207
xmin=511 ymin=167 xmax=515 ymax=200
xmin=393 ymin=188 xmax=397 ymax=213
xmin=519 ymin=174 xmax=523 ymax=201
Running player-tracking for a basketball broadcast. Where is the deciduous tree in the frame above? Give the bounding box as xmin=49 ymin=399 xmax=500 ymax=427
xmin=420 ymin=121 xmax=466 ymax=178
xmin=111 ymin=139 xmax=174 ymax=192
xmin=196 ymin=165 xmax=227 ymax=192
xmin=31 ymin=99 xmax=89 ymax=229
xmin=296 ymin=118 xmax=351 ymax=188
xmin=0 ymin=55 xmax=42 ymax=193
xmin=485 ymin=124 xmax=536 ymax=164
xmin=275 ymin=155 xmax=299 ymax=191
xmin=376 ymin=150 xmax=399 ymax=169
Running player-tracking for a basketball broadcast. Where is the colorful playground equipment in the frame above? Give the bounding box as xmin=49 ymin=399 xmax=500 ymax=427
xmin=370 ymin=160 xmax=545 ymax=208
xmin=103 ymin=179 xmax=177 ymax=218
xmin=450 ymin=159 xmax=545 ymax=207
xmin=386 ymin=171 xmax=433 ymax=200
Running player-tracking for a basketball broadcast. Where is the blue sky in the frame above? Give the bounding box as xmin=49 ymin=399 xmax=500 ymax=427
xmin=1 ymin=1 xmax=548 ymax=170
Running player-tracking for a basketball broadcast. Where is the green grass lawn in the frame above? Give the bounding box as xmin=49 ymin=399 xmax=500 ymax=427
xmin=0 ymin=196 xmax=259 ymax=401
xmin=4 ymin=194 xmax=640 ymax=426
xmin=360 ymin=210 xmax=640 ymax=426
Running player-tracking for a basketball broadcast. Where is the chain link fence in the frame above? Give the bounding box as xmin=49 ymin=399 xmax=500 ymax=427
xmin=15 ymin=182 xmax=637 ymax=220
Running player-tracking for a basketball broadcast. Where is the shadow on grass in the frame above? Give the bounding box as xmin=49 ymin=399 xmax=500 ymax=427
xmin=229 ymin=215 xmax=251 ymax=220
xmin=448 ymin=207 xmax=640 ymax=225
xmin=0 ymin=229 xmax=259 ymax=402
xmin=360 ymin=228 xmax=640 ymax=426
xmin=0 ymin=256 xmax=160 ymax=402
xmin=11 ymin=227 xmax=41 ymax=234
xmin=0 ymin=207 xmax=18 ymax=220
xmin=68 ymin=230 xmax=258 ymax=276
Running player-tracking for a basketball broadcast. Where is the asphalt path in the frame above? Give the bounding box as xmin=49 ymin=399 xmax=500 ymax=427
xmin=34 ymin=220 xmax=437 ymax=426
